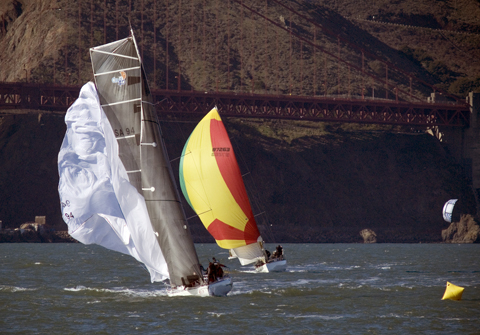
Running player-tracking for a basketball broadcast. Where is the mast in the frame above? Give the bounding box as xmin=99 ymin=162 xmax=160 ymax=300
xmin=90 ymin=32 xmax=203 ymax=287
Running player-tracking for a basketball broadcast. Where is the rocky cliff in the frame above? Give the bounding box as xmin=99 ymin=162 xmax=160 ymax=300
xmin=442 ymin=214 xmax=480 ymax=243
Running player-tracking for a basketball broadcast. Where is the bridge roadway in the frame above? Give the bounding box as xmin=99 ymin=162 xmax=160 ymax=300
xmin=0 ymin=82 xmax=470 ymax=127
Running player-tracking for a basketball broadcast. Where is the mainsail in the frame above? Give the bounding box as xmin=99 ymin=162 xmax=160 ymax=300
xmin=59 ymin=31 xmax=203 ymax=287
xmin=179 ymin=108 xmax=265 ymax=265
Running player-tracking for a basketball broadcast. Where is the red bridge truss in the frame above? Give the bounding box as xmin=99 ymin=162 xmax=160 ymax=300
xmin=0 ymin=82 xmax=470 ymax=127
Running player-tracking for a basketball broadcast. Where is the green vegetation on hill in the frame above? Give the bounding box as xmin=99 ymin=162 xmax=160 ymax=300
xmin=324 ymin=0 xmax=480 ymax=95
xmin=1 ymin=0 xmax=480 ymax=98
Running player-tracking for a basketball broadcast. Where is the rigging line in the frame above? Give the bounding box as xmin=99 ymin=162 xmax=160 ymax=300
xmin=171 ymin=145 xmax=192 ymax=164
xmin=186 ymin=209 xmax=213 ymax=221
xmin=153 ymin=98 xmax=168 ymax=106
xmin=94 ymin=66 xmax=141 ymax=76
xmin=142 ymin=119 xmax=160 ymax=125
xmin=254 ymin=211 xmax=266 ymax=218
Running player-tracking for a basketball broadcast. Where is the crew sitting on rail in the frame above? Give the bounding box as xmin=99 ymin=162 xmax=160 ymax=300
xmin=272 ymin=245 xmax=284 ymax=260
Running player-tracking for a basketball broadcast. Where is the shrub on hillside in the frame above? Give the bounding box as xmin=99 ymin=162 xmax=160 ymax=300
xmin=449 ymin=77 xmax=480 ymax=96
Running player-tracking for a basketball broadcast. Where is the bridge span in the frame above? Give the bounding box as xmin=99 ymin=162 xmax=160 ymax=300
xmin=0 ymin=82 xmax=470 ymax=128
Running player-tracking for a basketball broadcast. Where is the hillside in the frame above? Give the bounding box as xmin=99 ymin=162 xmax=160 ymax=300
xmin=0 ymin=113 xmax=475 ymax=242
xmin=1 ymin=0 xmax=479 ymax=242
xmin=1 ymin=0 xmax=480 ymax=97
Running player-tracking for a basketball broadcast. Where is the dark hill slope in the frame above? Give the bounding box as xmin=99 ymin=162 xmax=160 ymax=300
xmin=163 ymin=118 xmax=475 ymax=243
xmin=0 ymin=114 xmax=66 ymax=229
xmin=0 ymin=114 xmax=474 ymax=242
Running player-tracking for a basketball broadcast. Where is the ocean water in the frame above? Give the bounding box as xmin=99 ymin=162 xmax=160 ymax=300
xmin=1 ymin=243 xmax=479 ymax=334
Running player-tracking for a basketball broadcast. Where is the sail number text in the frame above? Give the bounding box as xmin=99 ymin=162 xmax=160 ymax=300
xmin=212 ymin=147 xmax=230 ymax=157
xmin=61 ymin=200 xmax=75 ymax=221
xmin=115 ymin=127 xmax=135 ymax=137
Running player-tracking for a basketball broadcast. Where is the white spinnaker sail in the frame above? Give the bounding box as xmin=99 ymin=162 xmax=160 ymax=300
xmin=229 ymin=237 xmax=266 ymax=265
xmin=58 ymin=82 xmax=169 ymax=282
xmin=229 ymin=247 xmax=264 ymax=265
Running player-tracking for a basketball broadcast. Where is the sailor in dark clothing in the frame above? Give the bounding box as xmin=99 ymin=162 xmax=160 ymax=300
xmin=275 ymin=245 xmax=283 ymax=259
xmin=265 ymin=249 xmax=271 ymax=260
xmin=212 ymin=257 xmax=227 ymax=279
xmin=216 ymin=264 xmax=224 ymax=278
xmin=207 ymin=262 xmax=217 ymax=283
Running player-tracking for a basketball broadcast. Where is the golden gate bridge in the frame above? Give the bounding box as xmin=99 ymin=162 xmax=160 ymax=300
xmin=0 ymin=0 xmax=470 ymax=127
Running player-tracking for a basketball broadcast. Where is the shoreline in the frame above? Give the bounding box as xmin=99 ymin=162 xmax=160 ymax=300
xmin=0 ymin=230 xmax=77 ymax=243
xmin=1 ymin=228 xmax=474 ymax=244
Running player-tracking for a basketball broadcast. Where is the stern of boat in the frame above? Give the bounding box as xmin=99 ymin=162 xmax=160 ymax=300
xmin=167 ymin=276 xmax=233 ymax=297
xmin=255 ymin=259 xmax=287 ymax=273
xmin=208 ymin=276 xmax=233 ymax=296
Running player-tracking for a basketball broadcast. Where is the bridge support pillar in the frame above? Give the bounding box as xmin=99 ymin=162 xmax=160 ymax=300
xmin=440 ymin=92 xmax=480 ymax=215
xmin=464 ymin=92 xmax=480 ymax=213
xmin=440 ymin=126 xmax=465 ymax=165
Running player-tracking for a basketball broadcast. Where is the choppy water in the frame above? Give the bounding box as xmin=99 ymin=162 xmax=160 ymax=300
xmin=1 ymin=243 xmax=479 ymax=334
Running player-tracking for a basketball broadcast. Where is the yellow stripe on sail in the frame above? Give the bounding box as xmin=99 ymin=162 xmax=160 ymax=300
xmin=216 ymin=239 xmax=248 ymax=249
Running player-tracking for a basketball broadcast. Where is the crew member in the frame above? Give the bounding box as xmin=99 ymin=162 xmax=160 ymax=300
xmin=212 ymin=257 xmax=227 ymax=279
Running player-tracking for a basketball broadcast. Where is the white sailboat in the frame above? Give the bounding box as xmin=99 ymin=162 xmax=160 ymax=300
xmin=57 ymin=31 xmax=232 ymax=297
xmin=179 ymin=108 xmax=287 ymax=273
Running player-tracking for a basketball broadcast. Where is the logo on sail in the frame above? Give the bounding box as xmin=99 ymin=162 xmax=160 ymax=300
xmin=111 ymin=71 xmax=127 ymax=86
xmin=212 ymin=147 xmax=230 ymax=157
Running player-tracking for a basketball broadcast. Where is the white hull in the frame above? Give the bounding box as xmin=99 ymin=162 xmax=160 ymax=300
xmin=255 ymin=259 xmax=287 ymax=273
xmin=167 ymin=277 xmax=233 ymax=297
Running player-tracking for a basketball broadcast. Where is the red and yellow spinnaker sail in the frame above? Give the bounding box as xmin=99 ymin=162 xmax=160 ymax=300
xmin=179 ymin=108 xmax=261 ymax=249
